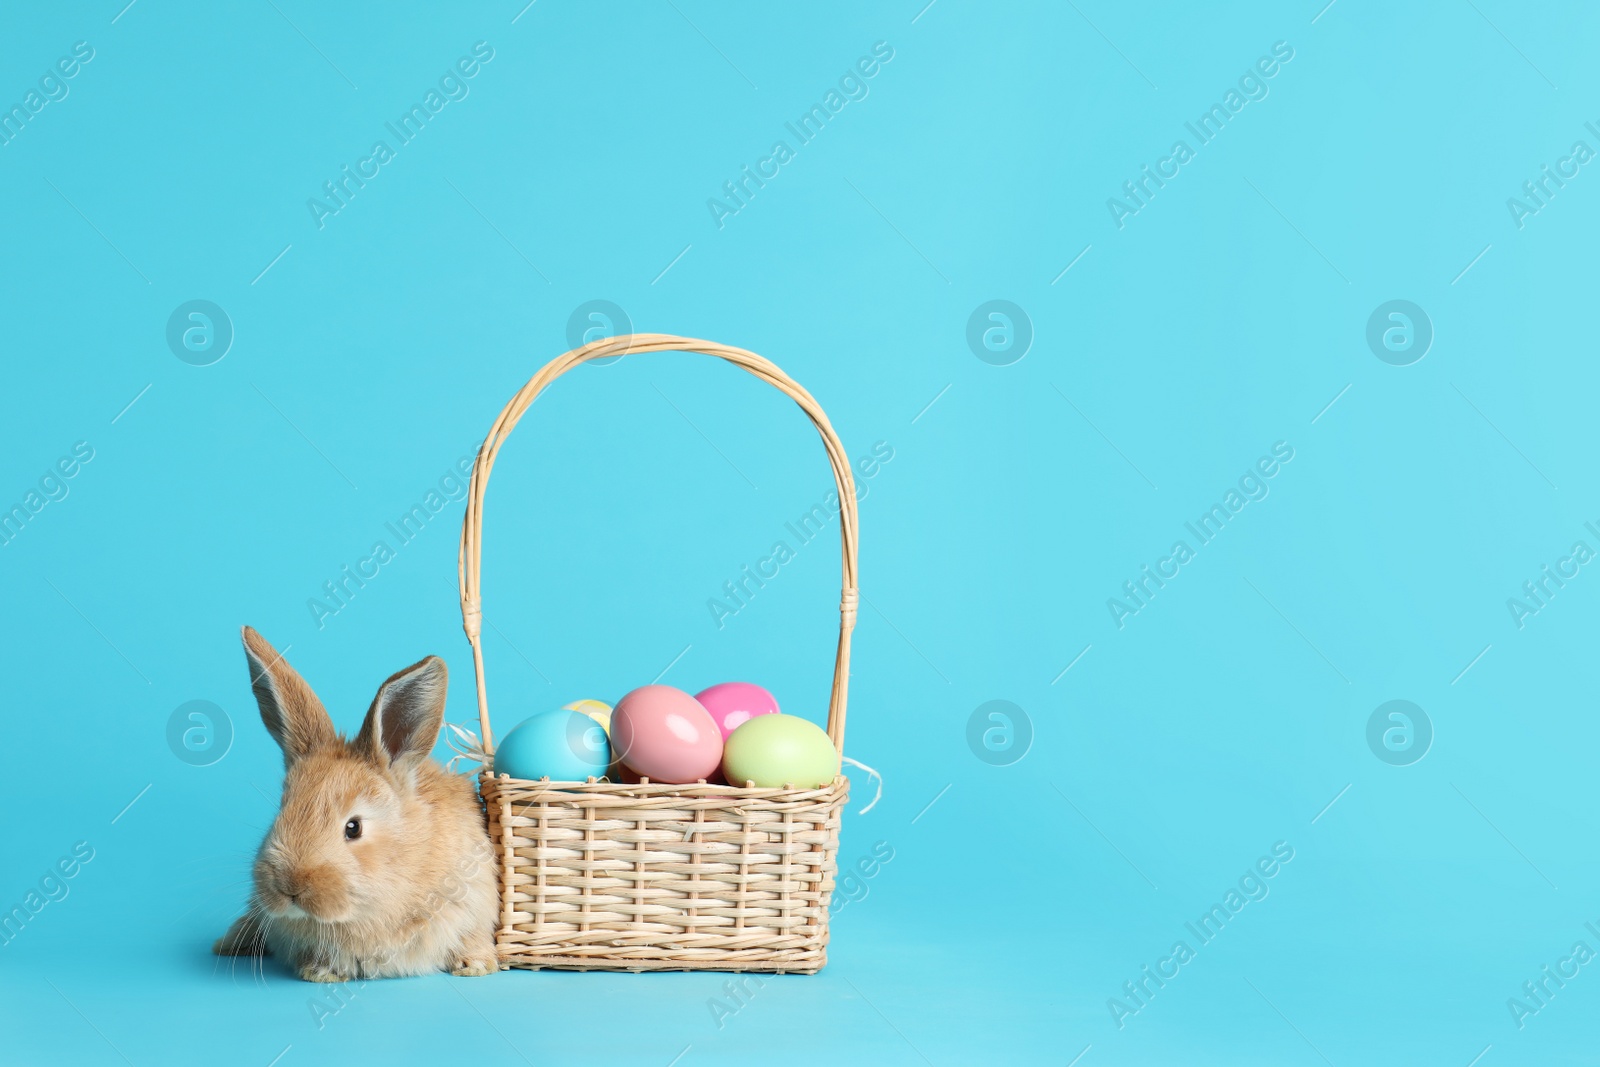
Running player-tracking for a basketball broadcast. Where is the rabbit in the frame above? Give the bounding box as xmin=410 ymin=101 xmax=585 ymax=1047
xmin=213 ymin=626 xmax=499 ymax=982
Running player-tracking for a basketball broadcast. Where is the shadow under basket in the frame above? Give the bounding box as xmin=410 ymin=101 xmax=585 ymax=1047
xmin=480 ymin=774 xmax=848 ymax=973
xmin=458 ymin=335 xmax=864 ymax=973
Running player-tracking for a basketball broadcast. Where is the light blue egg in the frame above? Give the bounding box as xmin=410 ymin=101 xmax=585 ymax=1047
xmin=494 ymin=709 xmax=611 ymax=782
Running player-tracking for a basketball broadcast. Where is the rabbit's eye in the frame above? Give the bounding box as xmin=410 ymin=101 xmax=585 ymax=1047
xmin=344 ymin=818 xmax=362 ymax=841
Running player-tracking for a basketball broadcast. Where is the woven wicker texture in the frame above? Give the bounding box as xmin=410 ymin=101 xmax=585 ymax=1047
xmin=459 ymin=335 xmax=859 ymax=973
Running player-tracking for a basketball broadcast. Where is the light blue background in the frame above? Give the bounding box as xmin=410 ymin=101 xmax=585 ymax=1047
xmin=2 ymin=1 xmax=1596 ymax=1064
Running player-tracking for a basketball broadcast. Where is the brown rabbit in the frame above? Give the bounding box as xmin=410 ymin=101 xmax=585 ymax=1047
xmin=213 ymin=627 xmax=498 ymax=981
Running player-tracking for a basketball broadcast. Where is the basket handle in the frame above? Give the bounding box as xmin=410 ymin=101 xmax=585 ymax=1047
xmin=457 ymin=333 xmax=860 ymax=757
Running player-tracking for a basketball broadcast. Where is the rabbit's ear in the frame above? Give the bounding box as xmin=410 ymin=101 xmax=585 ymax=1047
xmin=355 ymin=655 xmax=448 ymax=768
xmin=242 ymin=626 xmax=336 ymax=764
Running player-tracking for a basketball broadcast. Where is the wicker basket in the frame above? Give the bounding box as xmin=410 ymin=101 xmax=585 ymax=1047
xmin=457 ymin=334 xmax=859 ymax=973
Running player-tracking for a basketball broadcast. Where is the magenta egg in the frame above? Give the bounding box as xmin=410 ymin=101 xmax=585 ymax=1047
xmin=695 ymin=681 xmax=781 ymax=741
xmin=611 ymin=685 xmax=723 ymax=784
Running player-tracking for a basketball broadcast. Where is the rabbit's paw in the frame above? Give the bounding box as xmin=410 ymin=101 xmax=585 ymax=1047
xmin=299 ymin=960 xmax=355 ymax=983
xmin=452 ymin=952 xmax=497 ymax=977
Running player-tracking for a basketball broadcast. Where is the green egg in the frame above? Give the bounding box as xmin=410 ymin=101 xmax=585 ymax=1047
xmin=722 ymin=713 xmax=839 ymax=788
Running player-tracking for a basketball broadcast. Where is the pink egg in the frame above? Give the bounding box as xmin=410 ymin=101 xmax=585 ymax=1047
xmin=611 ymin=685 xmax=723 ymax=784
xmin=694 ymin=682 xmax=781 ymax=741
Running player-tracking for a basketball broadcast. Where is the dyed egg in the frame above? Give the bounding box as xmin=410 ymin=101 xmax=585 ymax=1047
xmin=694 ymin=682 xmax=781 ymax=741
xmin=494 ymin=709 xmax=611 ymax=782
xmin=561 ymin=700 xmax=621 ymax=779
xmin=562 ymin=699 xmax=613 ymax=735
xmin=611 ymin=685 xmax=723 ymax=784
xmin=722 ymin=714 xmax=839 ymax=789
